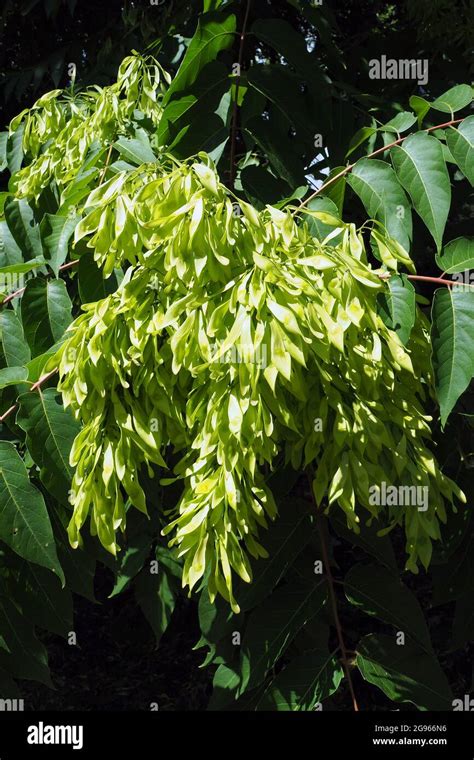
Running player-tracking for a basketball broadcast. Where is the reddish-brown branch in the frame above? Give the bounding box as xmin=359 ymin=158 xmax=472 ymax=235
xmin=228 ymin=0 xmax=251 ymax=190
xmin=0 ymin=259 xmax=79 ymax=310
xmin=379 ymin=272 xmax=474 ymax=288
xmin=0 ymin=369 xmax=59 ymax=424
xmin=306 ymin=472 xmax=360 ymax=711
xmin=297 ymin=118 xmax=463 ymax=211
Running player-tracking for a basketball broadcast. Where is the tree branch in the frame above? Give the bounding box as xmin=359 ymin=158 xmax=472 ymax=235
xmin=0 ymin=369 xmax=58 ymax=424
xmin=306 ymin=471 xmax=360 ymax=711
xmin=379 ymin=272 xmax=474 ymax=288
xmin=228 ymin=0 xmax=251 ymax=190
xmin=297 ymin=117 xmax=463 ymax=212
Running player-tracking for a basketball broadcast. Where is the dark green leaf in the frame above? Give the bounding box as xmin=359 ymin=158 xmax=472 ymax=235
xmin=431 ymin=85 xmax=473 ymax=115
xmin=239 ymin=580 xmax=326 ymax=693
xmin=446 ymin=116 xmax=474 ymax=186
xmin=16 ymin=388 xmax=79 ymax=505
xmin=345 ymin=563 xmax=432 ymax=651
xmin=348 ymin=159 xmax=412 ymax=251
xmin=21 ymin=278 xmax=72 ymax=356
xmin=237 ymin=498 xmax=316 ymax=612
xmin=391 ymin=133 xmax=451 ymax=250
xmin=0 ymin=441 xmax=64 ymax=582
xmin=436 ymin=237 xmax=474 ymax=274
xmin=378 ymin=274 xmax=416 ymax=345
xmin=254 ymin=648 xmax=343 ymax=710
xmin=431 ymin=288 xmax=474 ymax=426
xmin=0 ymin=595 xmax=52 ymax=686
xmin=43 ymin=213 xmax=79 ymax=276
xmin=0 ymin=310 xmax=31 ymax=367
xmin=357 ymin=634 xmax=452 ymax=710
xmin=4 ymin=198 xmax=43 ymax=261
xmin=162 ymin=11 xmax=236 ymax=104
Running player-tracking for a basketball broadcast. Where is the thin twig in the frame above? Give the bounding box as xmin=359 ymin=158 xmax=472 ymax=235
xmin=0 ymin=259 xmax=79 ymax=310
xmin=378 ymin=272 xmax=474 ymax=288
xmin=98 ymin=143 xmax=114 ymax=186
xmin=297 ymin=118 xmax=463 ymax=212
xmin=306 ymin=471 xmax=360 ymax=711
xmin=0 ymin=369 xmax=59 ymax=424
xmin=229 ymin=0 xmax=252 ymax=190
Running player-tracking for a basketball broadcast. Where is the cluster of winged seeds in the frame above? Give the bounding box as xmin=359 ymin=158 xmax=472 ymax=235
xmin=10 ymin=53 xmax=462 ymax=611
xmin=53 ymin=157 xmax=462 ymax=611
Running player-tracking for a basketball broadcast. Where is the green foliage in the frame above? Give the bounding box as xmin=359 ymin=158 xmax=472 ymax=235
xmin=0 ymin=2 xmax=473 ymax=712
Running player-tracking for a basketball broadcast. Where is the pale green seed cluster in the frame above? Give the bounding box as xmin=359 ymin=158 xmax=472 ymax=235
xmin=9 ymin=54 xmax=168 ymax=200
xmin=54 ymin=155 xmax=464 ymax=611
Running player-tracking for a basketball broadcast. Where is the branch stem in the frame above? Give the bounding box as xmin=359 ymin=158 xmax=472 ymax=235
xmin=297 ymin=118 xmax=463 ymax=212
xmin=306 ymin=472 xmax=360 ymax=711
xmin=229 ymin=0 xmax=251 ymax=190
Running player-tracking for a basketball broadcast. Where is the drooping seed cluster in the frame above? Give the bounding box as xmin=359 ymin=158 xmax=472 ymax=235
xmin=55 ymin=156 xmax=463 ymax=611
xmin=9 ymin=53 xmax=463 ymax=611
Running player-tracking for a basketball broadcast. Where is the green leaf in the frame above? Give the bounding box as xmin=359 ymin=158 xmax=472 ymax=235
xmin=43 ymin=213 xmax=79 ymax=276
xmin=346 ymin=127 xmax=377 ymax=158
xmin=239 ymin=580 xmax=326 ymax=693
xmin=446 ymin=116 xmax=474 ymax=186
xmin=391 ymin=132 xmax=451 ymax=250
xmin=237 ymin=498 xmax=316 ymax=611
xmin=357 ymin=634 xmax=452 ymax=710
xmin=409 ymin=95 xmax=430 ymax=126
xmin=110 ymin=512 xmax=154 ymax=598
xmin=245 ymin=116 xmax=303 ymax=188
xmin=0 ymin=595 xmax=52 ymax=686
xmin=345 ymin=563 xmax=432 ymax=651
xmin=0 ymin=258 xmax=45 ymax=277
xmin=431 ymin=288 xmax=474 ymax=426
xmin=330 ymin=511 xmax=397 ymax=571
xmin=197 ymin=589 xmax=241 ymax=668
xmin=50 ymin=505 xmax=96 ymax=603
xmin=134 ymin=547 xmax=181 ymax=645
xmin=348 ymin=159 xmax=412 ymax=251
xmin=0 ymin=366 xmax=28 ymax=388
xmin=16 ymin=389 xmax=79 ymax=505
xmin=163 ymin=11 xmax=236 ymax=104
xmin=78 ymin=251 xmax=118 ymax=303
xmin=254 ymin=648 xmax=343 ymax=710
xmin=378 ymin=274 xmax=415 ymax=345
xmin=382 ymin=112 xmax=417 ymax=135
xmin=0 ymin=133 xmax=7 ymax=172
xmin=21 ymin=278 xmax=72 ymax=356
xmin=114 ymin=128 xmax=157 ymax=166
xmin=247 ymin=65 xmax=316 ymax=142
xmin=0 ymin=310 xmax=31 ymax=367
xmin=4 ymin=198 xmax=43 ymax=261
xmin=250 ymin=19 xmax=321 ymax=81
xmin=207 ymin=664 xmax=240 ymax=710
xmin=322 ymin=165 xmax=346 ymax=214
xmin=0 ymin=441 xmax=64 ymax=582
xmin=159 ymin=61 xmax=230 ymax=151
xmin=240 ymin=165 xmax=290 ymax=206
xmin=15 ymin=562 xmax=72 ymax=637
xmin=6 ymin=124 xmax=24 ymax=175
xmin=304 ymin=197 xmax=342 ymax=244
xmin=0 ymin=220 xmax=22 ymax=267
xmin=431 ymin=85 xmax=473 ymax=115
xmin=436 ymin=237 xmax=474 ymax=273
